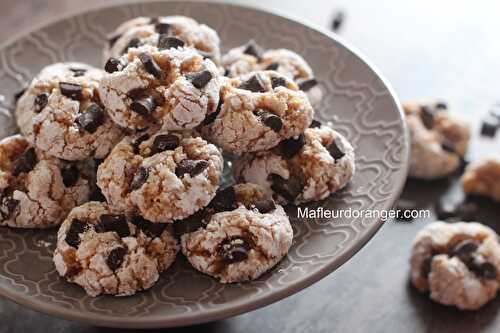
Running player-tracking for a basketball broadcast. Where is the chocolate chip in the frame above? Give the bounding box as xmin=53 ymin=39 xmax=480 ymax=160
xmin=468 ymin=255 xmax=497 ymax=280
xmin=173 ymin=209 xmax=212 ymax=236
xmin=0 ymin=195 xmax=19 ymax=220
xmin=76 ymin=103 xmax=105 ymax=134
xmin=239 ymin=74 xmax=267 ymax=93
xmin=175 ymin=160 xmax=209 ymax=178
xmin=331 ymin=10 xmax=345 ymax=31
xmin=65 ymin=219 xmax=87 ymax=248
xmin=14 ymin=87 xmax=27 ymax=104
xmin=480 ymin=116 xmax=499 ymax=138
xmin=33 ymin=92 xmax=49 ymax=113
xmin=59 ymin=82 xmax=82 ymax=100
xmin=122 ymin=37 xmax=141 ymax=54
xmin=186 ymin=70 xmax=213 ymax=89
xmin=203 ymin=99 xmax=222 ymax=125
xmin=255 ymin=109 xmax=282 ymax=132
xmin=13 ymin=148 xmax=37 ymax=176
xmin=138 ymin=52 xmax=164 ymax=79
xmin=158 ymin=35 xmax=184 ymax=50
xmin=451 ymin=239 xmax=479 ymax=258
xmin=98 ymin=214 xmax=130 ymax=238
xmin=155 ymin=22 xmax=170 ymax=34
xmin=209 ymin=186 xmax=237 ymax=212
xmin=420 ymin=105 xmax=435 ymax=129
xmin=218 ymin=237 xmax=250 ymax=264
xmin=310 ymin=119 xmax=322 ymax=128
xmin=70 ymin=67 xmax=87 ymax=77
xmin=104 ymin=57 xmax=122 ymax=73
xmin=131 ymin=95 xmax=156 ymax=116
xmin=151 ymin=134 xmax=180 ymax=155
xmin=132 ymin=215 xmax=167 ymax=238
xmin=107 ymin=32 xmax=122 ymax=48
xmin=278 ymin=134 xmax=305 ymax=159
xmin=90 ymin=186 xmax=106 ymax=202
xmin=265 ymin=63 xmax=279 ymax=71
xmin=435 ymin=101 xmax=448 ymax=110
xmin=298 ymin=78 xmax=318 ymax=92
xmin=130 ymin=167 xmax=149 ymax=190
xmin=271 ymin=76 xmax=287 ymax=89
xmin=242 ymin=39 xmax=264 ymax=60
xmin=327 ymin=137 xmax=346 ymax=160
xmin=441 ymin=138 xmax=456 ymax=154
xmin=61 ymin=165 xmax=80 ymax=187
xmin=421 ymin=256 xmax=433 ymax=277
xmin=106 ymin=247 xmax=127 ymax=271
xmin=269 ymin=173 xmax=304 ymax=202
xmin=253 ymin=199 xmax=276 ymax=214
xmin=131 ymin=133 xmax=150 ymax=154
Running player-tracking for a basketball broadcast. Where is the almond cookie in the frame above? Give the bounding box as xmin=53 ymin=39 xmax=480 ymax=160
xmin=200 ymin=71 xmax=314 ymax=154
xmin=0 ymin=135 xmax=91 ymax=228
xmin=410 ymin=221 xmax=500 ymax=310
xmin=53 ymin=201 xmax=179 ymax=297
xmin=15 ymin=62 xmax=124 ymax=161
xmin=100 ymin=45 xmax=221 ymax=131
xmin=403 ymin=100 xmax=470 ymax=180
xmin=233 ymin=122 xmax=354 ymax=205
xmin=176 ymin=183 xmax=293 ymax=283
xmin=462 ymin=156 xmax=500 ymax=202
xmin=104 ymin=16 xmax=221 ymax=67
xmin=97 ymin=129 xmax=223 ymax=223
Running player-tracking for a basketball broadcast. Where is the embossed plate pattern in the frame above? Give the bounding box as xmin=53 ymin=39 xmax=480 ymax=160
xmin=0 ymin=1 xmax=409 ymax=328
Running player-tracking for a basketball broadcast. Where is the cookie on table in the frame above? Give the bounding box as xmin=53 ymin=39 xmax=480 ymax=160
xmin=0 ymin=135 xmax=91 ymax=228
xmin=403 ymin=100 xmax=470 ymax=180
xmin=233 ymin=121 xmax=354 ymax=205
xmin=199 ymin=71 xmax=314 ymax=154
xmin=53 ymin=201 xmax=179 ymax=297
xmin=97 ymin=129 xmax=223 ymax=223
xmin=462 ymin=156 xmax=500 ymax=202
xmin=177 ymin=183 xmax=293 ymax=283
xmin=100 ymin=45 xmax=221 ymax=131
xmin=104 ymin=16 xmax=221 ymax=67
xmin=410 ymin=221 xmax=500 ymax=310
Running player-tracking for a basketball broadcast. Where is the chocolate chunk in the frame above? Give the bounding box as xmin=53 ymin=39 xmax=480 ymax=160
xmin=107 ymin=32 xmax=122 ymax=48
xmin=327 ymin=137 xmax=346 ymax=160
xmin=13 ymin=148 xmax=37 ymax=176
xmin=0 ymin=195 xmax=19 ymax=220
xmin=65 ymin=219 xmax=87 ymax=248
xmin=468 ymin=255 xmax=497 ymax=280
xmin=61 ymin=165 xmax=80 ymax=187
xmin=122 ymin=37 xmax=141 ymax=54
xmin=242 ymin=39 xmax=264 ymax=60
xmin=175 ymin=160 xmax=209 ymax=178
xmin=186 ymin=70 xmax=213 ymax=89
xmin=269 ymin=173 xmax=304 ymax=202
xmin=90 ymin=186 xmax=106 ymax=202
xmin=131 ymin=133 xmax=150 ymax=154
xmin=239 ymin=74 xmax=267 ymax=93
xmin=331 ymin=10 xmax=345 ymax=31
xmin=33 ymin=92 xmax=49 ymax=113
xmin=76 ymin=103 xmax=105 ymax=133
xmin=14 ymin=87 xmax=27 ymax=104
xmin=131 ymin=95 xmax=156 ymax=116
xmin=155 ymin=22 xmax=170 ymax=34
xmin=173 ymin=209 xmax=212 ymax=236
xmin=209 ymin=186 xmax=236 ymax=212
xmin=202 ymin=99 xmax=222 ymax=125
xmin=106 ymin=247 xmax=127 ymax=271
xmin=151 ymin=134 xmax=180 ymax=155
xmin=70 ymin=67 xmax=87 ymax=77
xmin=271 ymin=76 xmax=287 ymax=89
xmin=255 ymin=109 xmax=283 ymax=132
xmin=104 ymin=57 xmax=122 ymax=73
xmin=138 ymin=52 xmax=164 ymax=79
xmin=253 ymin=199 xmax=276 ymax=214
xmin=98 ymin=214 xmax=130 ymax=238
xmin=420 ymin=105 xmax=435 ymax=129
xmin=59 ymin=82 xmax=82 ymax=100
xmin=435 ymin=101 xmax=448 ymax=110
xmin=310 ymin=119 xmax=322 ymax=128
xmin=395 ymin=199 xmax=417 ymax=221
xmin=132 ymin=215 xmax=167 ymax=238
xmin=158 ymin=35 xmax=184 ymax=50
xmin=421 ymin=256 xmax=433 ymax=277
xmin=451 ymin=239 xmax=479 ymax=258
xmin=265 ymin=63 xmax=279 ymax=71
xmin=480 ymin=116 xmax=499 ymax=138
xmin=278 ymin=134 xmax=305 ymax=159
xmin=130 ymin=167 xmax=149 ymax=190
xmin=441 ymin=138 xmax=456 ymax=154
xmin=298 ymin=78 xmax=318 ymax=92
xmin=218 ymin=237 xmax=250 ymax=264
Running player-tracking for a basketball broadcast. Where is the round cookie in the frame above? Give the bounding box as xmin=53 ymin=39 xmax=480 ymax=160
xmin=104 ymin=16 xmax=221 ymax=67
xmin=0 ymin=135 xmax=91 ymax=228
xmin=53 ymin=201 xmax=179 ymax=297
xmin=199 ymin=70 xmax=314 ymax=154
xmin=177 ymin=183 xmax=293 ymax=283
xmin=100 ymin=45 xmax=221 ymax=131
xmin=15 ymin=62 xmax=124 ymax=161
xmin=97 ymin=129 xmax=223 ymax=223
xmin=233 ymin=122 xmax=355 ymax=205
xmin=410 ymin=221 xmax=500 ymax=310
xmin=403 ymin=100 xmax=470 ymax=180
xmin=462 ymin=156 xmax=500 ymax=202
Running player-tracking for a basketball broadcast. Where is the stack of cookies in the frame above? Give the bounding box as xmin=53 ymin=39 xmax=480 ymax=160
xmin=1 ymin=16 xmax=355 ymax=297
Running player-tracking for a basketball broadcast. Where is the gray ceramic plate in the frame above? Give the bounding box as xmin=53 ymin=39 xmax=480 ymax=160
xmin=0 ymin=0 xmax=408 ymax=329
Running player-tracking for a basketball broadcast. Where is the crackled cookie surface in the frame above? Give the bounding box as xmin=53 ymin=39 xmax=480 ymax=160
xmin=233 ymin=122 xmax=354 ymax=204
xmin=105 ymin=16 xmax=221 ymax=66
xmin=200 ymin=71 xmax=314 ymax=154
xmin=100 ymin=45 xmax=221 ymax=130
xmin=15 ymin=62 xmax=124 ymax=161
xmin=410 ymin=221 xmax=500 ymax=310
xmin=53 ymin=201 xmax=179 ymax=297
xmin=97 ymin=129 xmax=223 ymax=222
xmin=403 ymin=100 xmax=470 ymax=179
xmin=462 ymin=156 xmax=500 ymax=202
xmin=177 ymin=183 xmax=293 ymax=283
xmin=0 ymin=135 xmax=91 ymax=228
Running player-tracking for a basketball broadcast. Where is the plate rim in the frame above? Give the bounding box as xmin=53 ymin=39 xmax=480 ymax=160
xmin=0 ymin=0 xmax=410 ymax=328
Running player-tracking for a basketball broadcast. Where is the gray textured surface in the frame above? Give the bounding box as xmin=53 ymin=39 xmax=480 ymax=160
xmin=1 ymin=0 xmax=500 ymax=332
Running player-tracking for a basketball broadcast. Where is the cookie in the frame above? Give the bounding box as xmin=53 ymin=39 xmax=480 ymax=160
xmin=104 ymin=16 xmax=221 ymax=67
xmin=462 ymin=156 xmax=500 ymax=202
xmin=410 ymin=221 xmax=500 ymax=310
xmin=200 ymin=71 xmax=314 ymax=154
xmin=403 ymin=100 xmax=470 ymax=179
xmin=177 ymin=183 xmax=293 ymax=283
xmin=99 ymin=45 xmax=221 ymax=130
xmin=0 ymin=135 xmax=91 ymax=228
xmin=233 ymin=122 xmax=355 ymax=204
xmin=97 ymin=129 xmax=223 ymax=223
xmin=53 ymin=201 xmax=179 ymax=297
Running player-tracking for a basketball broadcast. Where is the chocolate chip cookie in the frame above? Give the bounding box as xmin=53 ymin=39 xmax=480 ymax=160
xmin=462 ymin=156 xmax=500 ymax=202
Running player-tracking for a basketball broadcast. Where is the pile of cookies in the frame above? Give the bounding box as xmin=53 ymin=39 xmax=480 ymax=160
xmin=1 ymin=16 xmax=355 ymax=297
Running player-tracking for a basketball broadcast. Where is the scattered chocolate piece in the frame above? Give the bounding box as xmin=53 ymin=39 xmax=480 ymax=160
xmin=104 ymin=57 xmax=122 ymax=73
xmin=395 ymin=199 xmax=418 ymax=221
xmin=265 ymin=63 xmax=279 ymax=71
xmin=440 ymin=138 xmax=456 ymax=154
xmin=239 ymin=74 xmax=267 ymax=93
xmin=269 ymin=173 xmax=304 ymax=202
xmin=122 ymin=37 xmax=141 ymax=54
xmin=271 ymin=76 xmax=287 ymax=89
xmin=65 ymin=219 xmax=87 ymax=248
xmin=70 ymin=67 xmax=87 ymax=77
xmin=138 ymin=52 xmax=164 ymax=79
xmin=468 ymin=255 xmax=497 ymax=280
xmin=218 ymin=237 xmax=250 ymax=264
xmin=106 ymin=247 xmax=127 ymax=271
xmin=255 ymin=109 xmax=283 ymax=132
xmin=309 ymin=119 xmax=322 ymax=128
xmin=480 ymin=116 xmax=499 ymax=138
xmin=420 ymin=105 xmax=435 ymax=129
xmin=151 ymin=134 xmax=180 ymax=155
xmin=202 ymin=99 xmax=222 ymax=125
xmin=98 ymin=214 xmax=130 ymax=238
xmin=132 ymin=215 xmax=167 ymax=238
xmin=186 ymin=70 xmax=213 ymax=89
xmin=130 ymin=167 xmax=149 ymax=190
xmin=278 ymin=134 xmax=305 ymax=159
xmin=13 ymin=148 xmax=37 ymax=176
xmin=33 ymin=92 xmax=49 ymax=113
xmin=155 ymin=22 xmax=171 ymax=34
xmin=327 ymin=137 xmax=345 ymax=160
xmin=59 ymin=82 xmax=83 ymax=100
xmin=131 ymin=95 xmax=156 ymax=116
xmin=75 ymin=103 xmax=105 ymax=133
xmin=451 ymin=239 xmax=479 ymax=259
xmin=131 ymin=133 xmax=150 ymax=154
xmin=175 ymin=160 xmax=209 ymax=178
xmin=242 ymin=39 xmax=264 ymax=60
xmin=298 ymin=78 xmax=318 ymax=92
xmin=61 ymin=165 xmax=80 ymax=187
xmin=331 ymin=10 xmax=345 ymax=31
xmin=158 ymin=35 xmax=184 ymax=50
xmin=209 ymin=186 xmax=236 ymax=212
xmin=421 ymin=256 xmax=433 ymax=277
xmin=253 ymin=199 xmax=276 ymax=214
